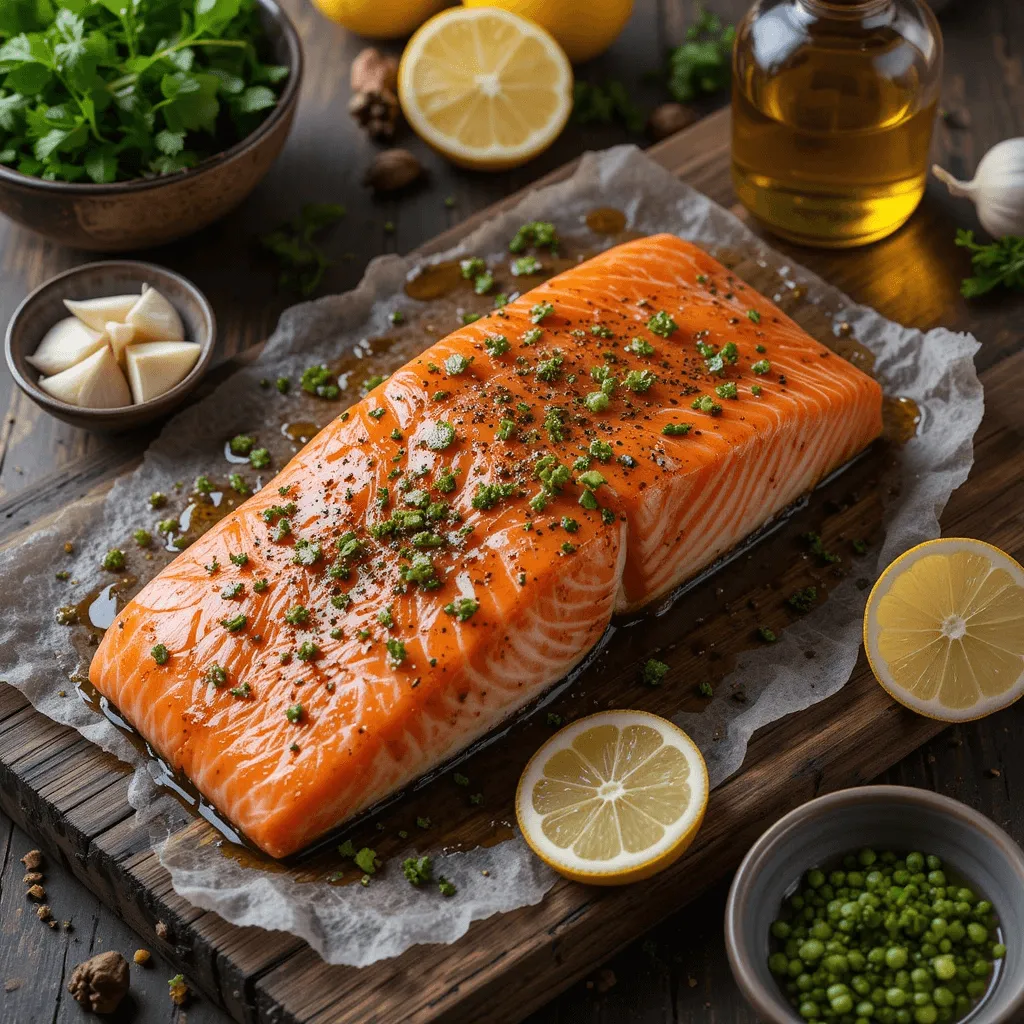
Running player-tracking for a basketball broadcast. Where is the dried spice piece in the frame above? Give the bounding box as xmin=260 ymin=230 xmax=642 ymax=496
xmin=68 ymin=951 xmax=130 ymax=1014
xmin=168 ymin=974 xmax=190 ymax=1006
xmin=20 ymin=850 xmax=43 ymax=871
xmin=647 ymin=102 xmax=698 ymax=141
xmin=349 ymin=47 xmax=401 ymax=142
xmin=364 ymin=149 xmax=424 ymax=193
xmin=133 ymin=949 xmax=152 ymax=966
xmin=26 ymin=884 xmax=45 ymax=901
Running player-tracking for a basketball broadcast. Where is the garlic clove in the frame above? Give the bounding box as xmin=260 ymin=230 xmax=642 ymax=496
xmin=933 ymin=137 xmax=1024 ymax=239
xmin=105 ymin=321 xmax=137 ymax=368
xmin=27 ymin=317 xmax=108 ymax=376
xmin=38 ymin=345 xmax=132 ymax=409
xmin=64 ymin=294 xmax=139 ymax=332
xmin=125 ymin=287 xmax=184 ymax=342
xmin=124 ymin=341 xmax=201 ymax=404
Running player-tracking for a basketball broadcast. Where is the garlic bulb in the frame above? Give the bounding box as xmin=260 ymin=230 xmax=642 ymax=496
xmin=933 ymin=138 xmax=1024 ymax=238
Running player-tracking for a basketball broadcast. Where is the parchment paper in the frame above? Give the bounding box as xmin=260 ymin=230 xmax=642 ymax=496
xmin=0 ymin=146 xmax=983 ymax=966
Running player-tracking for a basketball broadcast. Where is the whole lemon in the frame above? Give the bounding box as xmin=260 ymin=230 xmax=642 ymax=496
xmin=462 ymin=0 xmax=633 ymax=63
xmin=310 ymin=0 xmax=449 ymax=38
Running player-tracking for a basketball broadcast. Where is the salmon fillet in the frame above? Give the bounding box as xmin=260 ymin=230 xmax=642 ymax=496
xmin=89 ymin=234 xmax=882 ymax=857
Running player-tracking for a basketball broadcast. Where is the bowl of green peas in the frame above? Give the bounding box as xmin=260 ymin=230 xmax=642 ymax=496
xmin=725 ymin=786 xmax=1024 ymax=1024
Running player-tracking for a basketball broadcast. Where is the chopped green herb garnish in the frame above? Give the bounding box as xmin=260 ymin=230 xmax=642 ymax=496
xmin=221 ymin=582 xmax=244 ymax=599
xmin=151 ymin=644 xmax=169 ymax=665
xmin=852 ymin=539 xmax=868 ymax=555
xmin=511 ymin=255 xmax=542 ymax=276
xmin=646 ymin=311 xmax=678 ymax=338
xmin=691 ymin=395 xmax=722 ymax=415
xmin=803 ymin=532 xmax=840 ymax=565
xmin=249 ymin=449 xmax=271 ymax=470
xmin=751 ymin=359 xmax=771 ymax=375
xmin=535 ymin=355 xmax=564 ymax=382
xmin=662 ymin=422 xmax=693 ymax=436
xmin=221 ymin=613 xmax=247 ymax=632
xmin=530 ymin=302 xmax=555 ymax=324
xmin=438 ymin=878 xmax=457 ymax=897
xmin=284 ymin=604 xmax=310 ymax=625
xmin=589 ymin=439 xmax=614 ymax=462
xmin=509 ymin=221 xmax=558 ymax=254
xmin=400 ymin=552 xmax=441 ymax=589
xmin=133 ymin=529 xmax=152 ymax=548
xmin=276 ymin=377 xmax=291 ymax=394
xmin=584 ymin=391 xmax=610 ymax=413
xmin=624 ymin=369 xmax=657 ymax=393
xmin=296 ymin=640 xmax=320 ymax=662
xmin=229 ymin=435 xmax=256 ymax=456
xmin=747 ymin=309 xmax=761 ymax=324
xmin=750 ymin=384 xmax=763 ymax=397
xmin=300 ymin=364 xmax=339 ymax=400
xmin=378 ymin=605 xmax=394 ymax=628
xmin=496 ymin=418 xmax=516 ymax=441
xmin=698 ymin=680 xmax=714 ymax=698
xmin=194 ymin=475 xmax=213 ymax=495
xmin=205 ymin=664 xmax=227 ymax=688
xmin=642 ymin=659 xmax=670 ymax=686
xmin=485 ymin=334 xmax=510 ymax=357
xmin=445 ymin=353 xmax=471 ymax=376
xmin=389 ymin=310 xmax=405 ymax=325
xmin=460 ymin=257 xmax=485 ymax=280
xmin=149 ymin=492 xmax=167 ymax=509
xmin=228 ymin=473 xmax=250 ymax=495
xmin=354 ymin=847 xmax=379 ymax=875
xmin=292 ymin=538 xmax=322 ymax=566
xmin=561 ymin=516 xmax=580 ymax=533
xmin=758 ymin=626 xmax=777 ymax=643
xmin=285 ymin=703 xmax=303 ymax=724
xmin=425 ymin=420 xmax=457 ymax=451
xmin=101 ymin=549 xmax=125 ymax=571
xmin=253 ymin=578 xmax=268 ymax=593
xmin=230 ymin=552 xmax=249 ymax=567
xmin=473 ymin=271 xmax=494 ymax=295
xmin=402 ymin=855 xmax=433 ymax=886
xmin=787 ymin=587 xmax=818 ymax=614
xmin=590 ymin=323 xmax=614 ymax=338
xmin=472 ymin=482 xmax=516 ymax=510
xmin=545 ymin=712 xmax=563 ymax=728
xmin=416 ymin=816 xmax=432 ymax=829
xmin=715 ymin=382 xmax=738 ymax=400
xmin=230 ymin=682 xmax=252 ymax=699
xmin=461 ymin=312 xmax=481 ymax=325
xmin=444 ymin=597 xmax=479 ymax=621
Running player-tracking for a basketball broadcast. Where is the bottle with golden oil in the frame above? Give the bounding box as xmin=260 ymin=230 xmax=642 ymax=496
xmin=731 ymin=0 xmax=943 ymax=248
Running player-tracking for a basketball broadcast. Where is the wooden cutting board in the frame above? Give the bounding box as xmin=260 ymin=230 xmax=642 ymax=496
xmin=1 ymin=107 xmax=1022 ymax=1024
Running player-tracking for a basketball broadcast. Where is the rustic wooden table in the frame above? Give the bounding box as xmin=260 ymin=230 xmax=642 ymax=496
xmin=1 ymin=0 xmax=1022 ymax=1021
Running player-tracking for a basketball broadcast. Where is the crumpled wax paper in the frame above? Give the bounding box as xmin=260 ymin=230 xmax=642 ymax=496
xmin=0 ymin=146 xmax=984 ymax=966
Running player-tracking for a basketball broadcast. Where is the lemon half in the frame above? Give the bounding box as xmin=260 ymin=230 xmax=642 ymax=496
xmin=864 ymin=537 xmax=1024 ymax=722
xmin=516 ymin=710 xmax=708 ymax=885
xmin=398 ymin=7 xmax=573 ymax=171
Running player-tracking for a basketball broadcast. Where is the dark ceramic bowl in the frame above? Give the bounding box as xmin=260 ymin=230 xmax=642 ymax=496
xmin=725 ymin=786 xmax=1024 ymax=1023
xmin=0 ymin=0 xmax=302 ymax=252
xmin=5 ymin=261 xmax=216 ymax=431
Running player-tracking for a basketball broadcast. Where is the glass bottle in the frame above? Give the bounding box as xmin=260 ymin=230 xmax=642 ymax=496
xmin=731 ymin=0 xmax=943 ymax=248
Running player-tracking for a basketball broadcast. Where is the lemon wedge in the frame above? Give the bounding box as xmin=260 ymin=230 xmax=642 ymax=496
xmin=864 ymin=538 xmax=1024 ymax=722
xmin=398 ymin=7 xmax=573 ymax=171
xmin=516 ymin=710 xmax=708 ymax=885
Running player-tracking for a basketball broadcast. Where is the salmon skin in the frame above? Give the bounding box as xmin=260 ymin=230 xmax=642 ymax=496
xmin=90 ymin=234 xmax=882 ymax=858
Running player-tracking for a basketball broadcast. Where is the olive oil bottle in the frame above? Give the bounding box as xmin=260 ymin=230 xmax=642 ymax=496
xmin=732 ymin=0 xmax=943 ymax=248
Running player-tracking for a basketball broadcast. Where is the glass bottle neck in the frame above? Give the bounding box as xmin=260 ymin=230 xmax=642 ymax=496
xmin=798 ymin=0 xmax=894 ymax=16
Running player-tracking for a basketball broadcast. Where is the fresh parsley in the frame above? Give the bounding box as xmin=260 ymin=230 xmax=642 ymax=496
xmin=667 ymin=8 xmax=735 ymax=103
xmin=955 ymin=230 xmax=1024 ymax=297
xmin=0 ymin=0 xmax=289 ymax=184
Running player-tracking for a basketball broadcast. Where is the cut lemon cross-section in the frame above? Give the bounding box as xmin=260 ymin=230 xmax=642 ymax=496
xmin=516 ymin=710 xmax=708 ymax=884
xmin=397 ymin=7 xmax=573 ymax=171
xmin=864 ymin=538 xmax=1024 ymax=722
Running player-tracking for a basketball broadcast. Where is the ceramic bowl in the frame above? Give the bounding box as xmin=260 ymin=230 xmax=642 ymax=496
xmin=726 ymin=786 xmax=1024 ymax=1023
xmin=5 ymin=261 xmax=216 ymax=431
xmin=0 ymin=0 xmax=302 ymax=252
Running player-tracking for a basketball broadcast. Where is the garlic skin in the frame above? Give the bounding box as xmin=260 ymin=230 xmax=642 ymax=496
xmin=933 ymin=138 xmax=1024 ymax=238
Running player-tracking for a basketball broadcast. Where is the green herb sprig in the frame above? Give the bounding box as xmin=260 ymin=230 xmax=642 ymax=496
xmin=260 ymin=203 xmax=347 ymax=297
xmin=955 ymin=230 xmax=1024 ymax=297
xmin=667 ymin=8 xmax=735 ymax=103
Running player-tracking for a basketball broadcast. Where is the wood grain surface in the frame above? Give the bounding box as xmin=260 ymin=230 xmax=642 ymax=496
xmin=1 ymin=1 xmax=1023 ymax=1023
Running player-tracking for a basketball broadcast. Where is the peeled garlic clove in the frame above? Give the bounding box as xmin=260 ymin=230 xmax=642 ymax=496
xmin=933 ymin=137 xmax=1024 ymax=238
xmin=105 ymin=321 xmax=137 ymax=368
xmin=27 ymin=317 xmax=107 ymax=375
xmin=64 ymin=294 xmax=139 ymax=332
xmin=125 ymin=341 xmax=201 ymax=404
xmin=38 ymin=346 xmax=132 ymax=409
xmin=125 ymin=287 xmax=184 ymax=342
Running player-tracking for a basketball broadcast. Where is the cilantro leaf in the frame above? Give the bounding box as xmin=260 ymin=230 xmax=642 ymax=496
xmin=955 ymin=229 xmax=1024 ymax=298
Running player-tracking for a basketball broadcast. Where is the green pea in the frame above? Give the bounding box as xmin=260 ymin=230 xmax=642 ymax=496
xmin=966 ymin=922 xmax=987 ymax=944
xmin=992 ymin=943 xmax=1007 ymax=959
xmin=798 ymin=1000 xmax=819 ymax=1019
xmin=886 ymin=987 xmax=908 ymax=1007
xmin=915 ymin=1006 xmax=938 ymax=1024
xmin=799 ymin=939 xmax=825 ymax=962
xmin=932 ymin=954 xmax=956 ymax=980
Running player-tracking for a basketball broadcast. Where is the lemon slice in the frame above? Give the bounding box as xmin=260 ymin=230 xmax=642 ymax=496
xmin=397 ymin=7 xmax=573 ymax=171
xmin=516 ymin=710 xmax=708 ymax=884
xmin=864 ymin=538 xmax=1024 ymax=722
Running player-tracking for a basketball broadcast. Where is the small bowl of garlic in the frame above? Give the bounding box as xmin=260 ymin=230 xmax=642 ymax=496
xmin=5 ymin=262 xmax=216 ymax=431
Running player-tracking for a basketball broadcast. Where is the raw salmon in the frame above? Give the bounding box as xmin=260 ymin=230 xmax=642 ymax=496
xmin=89 ymin=234 xmax=882 ymax=857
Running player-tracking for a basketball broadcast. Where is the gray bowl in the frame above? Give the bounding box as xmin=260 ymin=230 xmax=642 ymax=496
xmin=726 ymin=786 xmax=1024 ymax=1023
xmin=5 ymin=261 xmax=216 ymax=431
